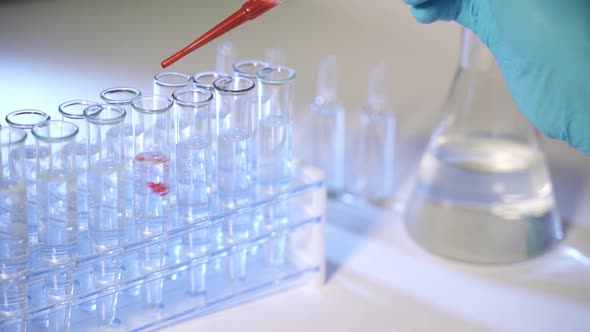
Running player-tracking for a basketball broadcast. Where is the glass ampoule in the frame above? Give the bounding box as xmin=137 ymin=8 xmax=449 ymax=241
xmin=355 ymin=63 xmax=396 ymax=204
xmin=309 ymin=55 xmax=346 ymax=193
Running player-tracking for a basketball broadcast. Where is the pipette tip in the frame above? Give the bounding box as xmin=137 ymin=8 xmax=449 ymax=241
xmin=160 ymin=0 xmax=279 ymax=68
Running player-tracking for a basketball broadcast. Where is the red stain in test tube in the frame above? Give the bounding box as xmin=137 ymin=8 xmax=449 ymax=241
xmin=148 ymin=182 xmax=170 ymax=196
xmin=160 ymin=0 xmax=281 ymax=68
xmin=135 ymin=152 xmax=170 ymax=196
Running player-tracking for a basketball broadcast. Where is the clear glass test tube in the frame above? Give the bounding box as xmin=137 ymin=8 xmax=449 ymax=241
xmin=58 ymin=100 xmax=99 ymax=232
xmin=213 ymin=76 xmax=255 ymax=280
xmin=5 ymin=110 xmax=51 ymax=248
xmin=84 ymin=104 xmax=127 ymax=327
xmin=32 ymin=120 xmax=79 ymax=332
xmin=153 ymin=72 xmax=194 ymax=198
xmin=0 ymin=127 xmax=28 ymax=332
xmin=193 ymin=71 xmax=230 ymax=124
xmin=58 ymin=100 xmax=98 ymax=314
xmin=154 ymin=73 xmax=194 ymax=278
xmin=256 ymin=66 xmax=296 ymax=266
xmin=99 ymin=87 xmax=142 ymax=219
xmin=132 ymin=95 xmax=173 ymax=308
xmin=5 ymin=110 xmax=50 ymax=328
xmin=193 ymin=71 xmax=230 ymax=271
xmin=233 ymin=59 xmax=270 ymax=142
xmin=100 ymin=87 xmax=142 ymax=296
xmin=172 ymin=87 xmax=214 ymax=295
xmin=193 ymin=72 xmax=230 ymax=192
xmin=233 ymin=59 xmax=271 ymax=154
xmin=233 ymin=60 xmax=271 ymax=258
xmin=256 ymin=66 xmax=296 ymax=187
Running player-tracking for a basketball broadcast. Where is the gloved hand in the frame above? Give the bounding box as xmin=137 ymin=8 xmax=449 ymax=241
xmin=402 ymin=0 xmax=590 ymax=156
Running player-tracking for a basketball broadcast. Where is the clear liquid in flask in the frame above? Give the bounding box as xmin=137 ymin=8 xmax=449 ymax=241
xmin=406 ymin=134 xmax=562 ymax=263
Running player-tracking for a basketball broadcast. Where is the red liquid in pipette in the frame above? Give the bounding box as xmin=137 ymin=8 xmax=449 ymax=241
xmin=161 ymin=0 xmax=279 ymax=68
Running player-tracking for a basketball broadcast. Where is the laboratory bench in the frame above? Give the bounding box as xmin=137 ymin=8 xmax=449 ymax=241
xmin=1 ymin=0 xmax=589 ymax=331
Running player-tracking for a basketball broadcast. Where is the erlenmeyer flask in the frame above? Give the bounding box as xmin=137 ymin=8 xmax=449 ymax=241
xmin=404 ymin=29 xmax=563 ymax=264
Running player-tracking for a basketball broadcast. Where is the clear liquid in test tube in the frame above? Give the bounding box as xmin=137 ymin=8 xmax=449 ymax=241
xmin=193 ymin=71 xmax=231 ymax=272
xmin=132 ymin=95 xmax=173 ymax=308
xmin=0 ymin=127 xmax=28 ymax=332
xmin=213 ymin=76 xmax=255 ymax=280
xmin=5 ymin=110 xmax=51 ymax=249
xmin=233 ymin=60 xmax=271 ymax=257
xmin=153 ymin=72 xmax=194 ymax=279
xmin=84 ymin=104 xmax=127 ymax=327
xmin=58 ymin=100 xmax=99 ymax=314
xmin=256 ymin=66 xmax=296 ymax=266
xmin=32 ymin=120 xmax=79 ymax=332
xmin=58 ymin=100 xmax=100 ymax=232
xmin=100 ymin=87 xmax=142 ymax=296
xmin=153 ymin=72 xmax=194 ymax=184
xmin=172 ymin=87 xmax=214 ymax=295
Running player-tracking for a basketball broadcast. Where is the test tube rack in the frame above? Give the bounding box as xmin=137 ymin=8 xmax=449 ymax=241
xmin=1 ymin=160 xmax=326 ymax=331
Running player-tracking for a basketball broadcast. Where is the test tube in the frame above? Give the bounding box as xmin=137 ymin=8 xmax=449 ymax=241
xmin=193 ymin=71 xmax=230 ymax=269
xmin=5 ymin=110 xmax=51 ymax=248
xmin=194 ymin=71 xmax=230 ymax=140
xmin=233 ymin=60 xmax=270 ymax=141
xmin=100 ymin=87 xmax=142 ymax=296
xmin=309 ymin=55 xmax=346 ymax=193
xmin=99 ymin=87 xmax=142 ymax=218
xmin=256 ymin=66 xmax=296 ymax=266
xmin=213 ymin=76 xmax=255 ymax=280
xmin=58 ymin=100 xmax=99 ymax=231
xmin=32 ymin=120 xmax=79 ymax=332
xmin=233 ymin=60 xmax=270 ymax=257
xmin=233 ymin=60 xmax=271 ymax=142
xmin=153 ymin=73 xmax=193 ymax=188
xmin=172 ymin=87 xmax=214 ymax=295
xmin=131 ymin=95 xmax=173 ymax=308
xmin=0 ymin=127 xmax=28 ymax=332
xmin=84 ymin=104 xmax=126 ymax=327
xmin=154 ymin=72 xmax=193 ymax=279
xmin=355 ymin=63 xmax=395 ymax=203
xmin=58 ymin=100 xmax=98 ymax=314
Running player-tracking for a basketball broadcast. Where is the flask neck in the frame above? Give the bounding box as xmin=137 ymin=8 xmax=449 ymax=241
xmin=459 ymin=29 xmax=498 ymax=72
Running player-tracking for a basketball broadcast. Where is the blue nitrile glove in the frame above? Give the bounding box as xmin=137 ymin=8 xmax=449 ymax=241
xmin=402 ymin=0 xmax=590 ymax=156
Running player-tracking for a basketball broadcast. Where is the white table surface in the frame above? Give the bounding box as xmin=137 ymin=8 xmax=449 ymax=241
xmin=1 ymin=1 xmax=589 ymax=331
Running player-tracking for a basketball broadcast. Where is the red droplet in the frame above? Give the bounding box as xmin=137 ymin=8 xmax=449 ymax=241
xmin=147 ymin=181 xmax=170 ymax=196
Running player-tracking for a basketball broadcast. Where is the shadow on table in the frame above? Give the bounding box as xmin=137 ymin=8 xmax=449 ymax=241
xmin=323 ymin=99 xmax=437 ymax=282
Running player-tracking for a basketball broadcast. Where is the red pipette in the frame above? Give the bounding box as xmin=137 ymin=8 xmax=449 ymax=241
xmin=161 ymin=0 xmax=284 ymax=68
